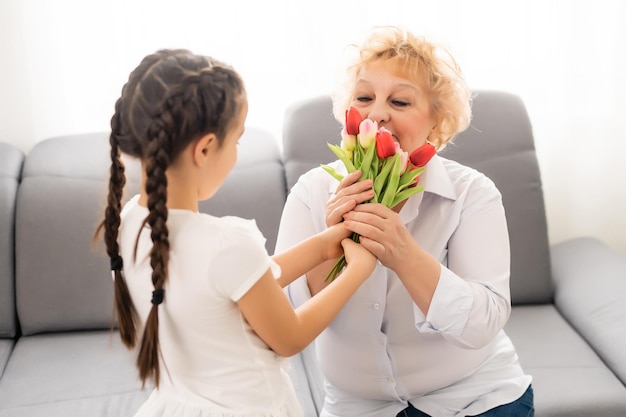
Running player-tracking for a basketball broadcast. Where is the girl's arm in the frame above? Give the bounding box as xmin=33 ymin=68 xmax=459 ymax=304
xmin=237 ymin=238 xmax=375 ymax=357
xmin=271 ymin=222 xmax=349 ymax=288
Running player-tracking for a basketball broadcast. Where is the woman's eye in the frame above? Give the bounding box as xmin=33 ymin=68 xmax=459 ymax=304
xmin=392 ymin=100 xmax=409 ymax=107
xmin=356 ymin=96 xmax=372 ymax=102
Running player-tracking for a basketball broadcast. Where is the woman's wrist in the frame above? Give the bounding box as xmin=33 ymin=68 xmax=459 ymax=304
xmin=395 ymin=241 xmax=433 ymax=279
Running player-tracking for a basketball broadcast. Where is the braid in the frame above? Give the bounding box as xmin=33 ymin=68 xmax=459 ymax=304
xmin=94 ymin=98 xmax=137 ymax=348
xmin=136 ymin=119 xmax=171 ymax=387
xmin=109 ymin=106 xmax=139 ymax=349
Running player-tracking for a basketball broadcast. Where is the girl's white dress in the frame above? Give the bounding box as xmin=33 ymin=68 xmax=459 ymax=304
xmin=119 ymin=195 xmax=303 ymax=417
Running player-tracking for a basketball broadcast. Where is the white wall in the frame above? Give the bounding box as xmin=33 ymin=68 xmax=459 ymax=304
xmin=1 ymin=0 xmax=625 ymax=257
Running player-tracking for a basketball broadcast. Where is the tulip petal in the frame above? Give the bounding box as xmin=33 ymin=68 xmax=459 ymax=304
xmin=358 ymin=119 xmax=377 ymax=148
xmin=409 ymin=142 xmax=436 ymax=166
xmin=345 ymin=107 xmax=363 ymax=135
xmin=375 ymin=128 xmax=396 ymax=158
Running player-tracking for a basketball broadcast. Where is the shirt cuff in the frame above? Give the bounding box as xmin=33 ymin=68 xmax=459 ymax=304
xmin=414 ymin=266 xmax=473 ymax=336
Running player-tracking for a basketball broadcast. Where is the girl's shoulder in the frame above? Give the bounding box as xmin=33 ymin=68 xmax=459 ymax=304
xmin=192 ymin=213 xmax=260 ymax=233
xmin=178 ymin=213 xmax=267 ymax=249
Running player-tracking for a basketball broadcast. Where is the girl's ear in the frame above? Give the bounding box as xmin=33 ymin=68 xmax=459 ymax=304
xmin=192 ymin=133 xmax=217 ymax=167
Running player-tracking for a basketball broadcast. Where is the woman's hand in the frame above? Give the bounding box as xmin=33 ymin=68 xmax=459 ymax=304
xmin=343 ymin=203 xmax=441 ymax=314
xmin=342 ymin=203 xmax=417 ymax=272
xmin=325 ymin=170 xmax=375 ymax=227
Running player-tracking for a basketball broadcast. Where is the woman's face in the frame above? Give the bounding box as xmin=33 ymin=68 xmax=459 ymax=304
xmin=350 ymin=61 xmax=436 ymax=153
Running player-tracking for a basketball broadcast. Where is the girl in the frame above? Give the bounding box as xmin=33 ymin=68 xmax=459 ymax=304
xmin=96 ymin=49 xmax=376 ymax=417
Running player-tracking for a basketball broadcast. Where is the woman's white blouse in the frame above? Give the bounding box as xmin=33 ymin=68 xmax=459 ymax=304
xmin=275 ymin=155 xmax=532 ymax=417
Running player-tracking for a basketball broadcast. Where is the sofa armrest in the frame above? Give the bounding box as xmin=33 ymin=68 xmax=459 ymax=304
xmin=551 ymin=236 xmax=626 ymax=384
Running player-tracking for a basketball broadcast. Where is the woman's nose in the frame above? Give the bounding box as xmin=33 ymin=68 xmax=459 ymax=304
xmin=367 ymin=104 xmax=390 ymax=124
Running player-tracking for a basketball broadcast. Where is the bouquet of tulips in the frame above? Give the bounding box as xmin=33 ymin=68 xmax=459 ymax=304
xmin=321 ymin=106 xmax=436 ymax=282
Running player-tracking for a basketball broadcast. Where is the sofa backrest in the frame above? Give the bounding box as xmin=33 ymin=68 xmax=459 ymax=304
xmin=15 ymin=129 xmax=285 ymax=336
xmin=282 ymin=91 xmax=553 ymax=305
xmin=0 ymin=143 xmax=24 ymax=339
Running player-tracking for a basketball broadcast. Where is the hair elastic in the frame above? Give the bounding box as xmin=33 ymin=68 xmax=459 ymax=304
xmin=151 ymin=289 xmax=164 ymax=305
xmin=110 ymin=256 xmax=123 ymax=271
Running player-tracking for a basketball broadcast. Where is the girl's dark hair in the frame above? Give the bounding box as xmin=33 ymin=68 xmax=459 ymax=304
xmin=96 ymin=49 xmax=245 ymax=387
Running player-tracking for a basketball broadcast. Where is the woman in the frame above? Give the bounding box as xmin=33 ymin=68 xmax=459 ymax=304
xmin=275 ymin=26 xmax=534 ymax=417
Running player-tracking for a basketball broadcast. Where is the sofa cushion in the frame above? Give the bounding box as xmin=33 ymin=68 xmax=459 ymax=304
xmin=505 ymin=305 xmax=626 ymax=416
xmin=0 ymin=330 xmax=150 ymax=416
xmin=15 ymin=129 xmax=284 ymax=336
xmin=0 ymin=143 xmax=24 ymax=339
xmin=282 ymin=95 xmax=343 ymax=192
xmin=551 ymin=237 xmax=626 ymax=386
xmin=438 ymin=91 xmax=553 ymax=305
xmin=0 ymin=340 xmax=13 ymax=379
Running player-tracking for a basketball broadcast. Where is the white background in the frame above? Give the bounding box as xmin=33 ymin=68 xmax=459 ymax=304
xmin=1 ymin=0 xmax=625 ymax=256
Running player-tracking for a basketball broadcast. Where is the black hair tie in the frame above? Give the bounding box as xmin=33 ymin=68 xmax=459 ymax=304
xmin=151 ymin=289 xmax=164 ymax=306
xmin=110 ymin=256 xmax=123 ymax=271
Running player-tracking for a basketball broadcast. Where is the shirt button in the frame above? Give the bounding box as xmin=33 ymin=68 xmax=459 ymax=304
xmin=373 ymin=303 xmax=380 ymax=310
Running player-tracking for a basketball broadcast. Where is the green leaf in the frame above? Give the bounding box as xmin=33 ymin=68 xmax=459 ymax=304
xmin=354 ymin=142 xmax=364 ymax=169
xmin=321 ymin=164 xmax=345 ymax=182
xmin=373 ymin=155 xmax=395 ymax=197
xmin=327 ymin=143 xmax=356 ymax=173
xmin=381 ymin=155 xmax=402 ymax=207
xmin=397 ymin=166 xmax=425 ymax=192
xmin=371 ymin=151 xmax=380 ymax=179
xmin=391 ymin=184 xmax=425 ymax=207
xmin=359 ymin=142 xmax=377 ymax=181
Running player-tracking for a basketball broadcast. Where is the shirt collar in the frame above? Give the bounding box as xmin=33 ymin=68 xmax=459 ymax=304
xmin=398 ymin=154 xmax=456 ymax=224
xmin=420 ymin=154 xmax=457 ymax=201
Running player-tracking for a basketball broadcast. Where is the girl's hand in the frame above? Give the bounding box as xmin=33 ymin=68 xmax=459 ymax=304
xmin=342 ymin=203 xmax=417 ymax=272
xmin=320 ymin=223 xmax=353 ymax=261
xmin=325 ymin=170 xmax=375 ymax=227
xmin=341 ymin=238 xmax=377 ymax=280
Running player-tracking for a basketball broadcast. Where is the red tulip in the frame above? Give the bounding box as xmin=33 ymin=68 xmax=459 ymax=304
xmin=375 ymin=127 xmax=396 ymax=158
xmin=409 ymin=143 xmax=436 ymax=167
xmin=345 ymin=106 xmax=362 ymax=135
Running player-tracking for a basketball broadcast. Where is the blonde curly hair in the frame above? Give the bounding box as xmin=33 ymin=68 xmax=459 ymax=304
xmin=332 ymin=26 xmax=472 ymax=150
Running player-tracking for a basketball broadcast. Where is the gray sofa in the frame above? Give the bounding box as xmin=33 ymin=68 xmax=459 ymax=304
xmin=0 ymin=91 xmax=625 ymax=416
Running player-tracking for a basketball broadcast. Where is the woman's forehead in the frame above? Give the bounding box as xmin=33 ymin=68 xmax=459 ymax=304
xmin=357 ymin=60 xmax=425 ymax=88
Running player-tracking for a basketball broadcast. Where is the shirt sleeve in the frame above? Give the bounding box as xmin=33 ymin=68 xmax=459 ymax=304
xmin=275 ymin=167 xmax=335 ymax=308
xmin=414 ymin=174 xmax=512 ymax=349
xmin=210 ymin=218 xmax=273 ymax=302
xmin=276 ymin=192 xmax=315 ymax=308
xmin=275 ymin=171 xmax=332 ymax=413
